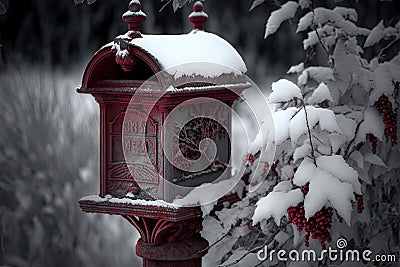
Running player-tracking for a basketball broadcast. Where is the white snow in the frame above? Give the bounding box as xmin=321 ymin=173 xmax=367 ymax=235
xmin=80 ymin=195 xmax=177 ymax=208
xmin=127 ymin=30 xmax=247 ymax=78
xmin=307 ymin=82 xmax=334 ymax=105
xmin=122 ymin=10 xmax=147 ymax=18
xmin=252 ymin=189 xmax=303 ymax=225
xmin=172 ymin=176 xmax=244 ymax=215
xmin=269 ymin=79 xmax=303 ymax=103
xmin=265 ymin=1 xmax=299 ymax=38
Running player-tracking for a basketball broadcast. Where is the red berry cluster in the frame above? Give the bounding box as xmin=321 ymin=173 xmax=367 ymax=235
xmin=366 ymin=133 xmax=377 ymax=154
xmin=355 ymin=194 xmax=364 ymax=214
xmin=247 ymin=154 xmax=254 ymax=164
xmin=287 ymin=204 xmax=333 ymax=249
xmin=374 ymin=95 xmax=398 ymax=145
xmin=287 ymin=183 xmax=333 ymax=249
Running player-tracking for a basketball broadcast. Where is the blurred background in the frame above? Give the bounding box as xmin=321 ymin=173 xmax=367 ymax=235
xmin=0 ymin=0 xmax=399 ymax=266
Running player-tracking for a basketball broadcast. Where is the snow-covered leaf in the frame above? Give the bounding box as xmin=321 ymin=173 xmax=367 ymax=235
xmin=293 ymin=157 xmax=316 ymax=186
xmin=355 ymin=107 xmax=385 ymax=144
xmin=273 ymin=180 xmax=293 ymax=192
xmin=289 ymin=106 xmax=342 ymax=143
xmin=253 ymin=189 xmax=303 ymax=225
xmin=307 ymin=82 xmax=334 ymax=105
xmin=298 ymin=0 xmax=311 ymax=9
xmin=265 ymin=1 xmax=299 ymax=38
xmin=338 ymin=20 xmax=370 ymax=36
xmin=293 ymin=142 xmax=311 ymax=162
xmin=273 ymin=107 xmax=298 ymax=145
xmin=293 ymin=157 xmax=355 ymax=224
xmin=364 ymin=20 xmax=385 ymax=48
xmin=333 ymin=7 xmax=358 ymax=22
xmin=370 ymin=62 xmax=400 ymax=104
xmin=316 ymin=155 xmax=361 ymax=194
xmin=297 ymin=8 xmax=343 ymax=33
xmin=287 ymin=62 xmax=304 ymax=74
xmin=303 ymin=25 xmax=335 ymax=50
xmin=305 ymin=168 xmax=354 ymax=225
xmin=269 ymin=79 xmax=303 ymax=103
xmin=298 ymin=67 xmax=335 ymax=86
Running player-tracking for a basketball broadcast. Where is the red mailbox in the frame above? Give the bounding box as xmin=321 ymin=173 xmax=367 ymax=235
xmin=78 ymin=1 xmax=249 ymax=266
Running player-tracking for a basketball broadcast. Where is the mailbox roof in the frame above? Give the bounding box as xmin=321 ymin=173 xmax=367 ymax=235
xmin=117 ymin=30 xmax=247 ymax=78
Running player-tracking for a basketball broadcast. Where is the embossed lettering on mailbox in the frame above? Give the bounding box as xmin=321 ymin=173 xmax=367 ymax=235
xmin=109 ymin=110 xmax=158 ymax=185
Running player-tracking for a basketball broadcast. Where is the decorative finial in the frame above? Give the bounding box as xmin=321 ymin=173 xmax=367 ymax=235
xmin=189 ymin=1 xmax=208 ymax=31
xmin=122 ymin=0 xmax=147 ymax=38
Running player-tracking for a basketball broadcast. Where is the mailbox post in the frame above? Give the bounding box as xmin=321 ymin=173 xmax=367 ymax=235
xmin=77 ymin=1 xmax=249 ymax=266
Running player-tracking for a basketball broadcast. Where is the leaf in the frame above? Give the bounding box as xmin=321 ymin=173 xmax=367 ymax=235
xmin=298 ymin=0 xmax=311 ymax=9
xmin=252 ymin=189 xmax=303 ymax=225
xmin=249 ymin=0 xmax=265 ymax=11
xmin=298 ymin=67 xmax=335 ymax=86
xmin=289 ymin=106 xmax=342 ymax=144
xmin=305 ymin=168 xmax=354 ymax=225
xmin=364 ymin=153 xmax=387 ymax=168
xmin=273 ymin=107 xmax=299 ymax=145
xmin=293 ymin=142 xmax=311 ymax=162
xmin=287 ymin=62 xmax=304 ymax=74
xmin=273 ymin=180 xmax=294 ymax=192
xmin=307 ymin=82 xmax=334 ymax=105
xmin=349 ymin=150 xmax=364 ymax=169
xmin=355 ymin=107 xmax=385 ymax=144
xmin=297 ymin=7 xmax=343 ymax=33
xmin=293 ymin=157 xmax=355 ymax=225
xmin=333 ymin=7 xmax=358 ymax=22
xmin=316 ymin=155 xmax=361 ymax=194
xmin=336 ymin=114 xmax=357 ymax=141
xmin=265 ymin=1 xmax=299 ymax=38
xmin=328 ymin=133 xmax=346 ymax=153
xmin=303 ymin=25 xmax=335 ymax=50
xmin=364 ymin=20 xmax=385 ymax=48
xmin=370 ymin=62 xmax=400 ymax=105
xmin=269 ymin=79 xmax=303 ymax=103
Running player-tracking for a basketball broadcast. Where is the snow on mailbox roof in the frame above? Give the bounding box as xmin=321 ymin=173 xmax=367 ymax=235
xmin=128 ymin=30 xmax=247 ymax=78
